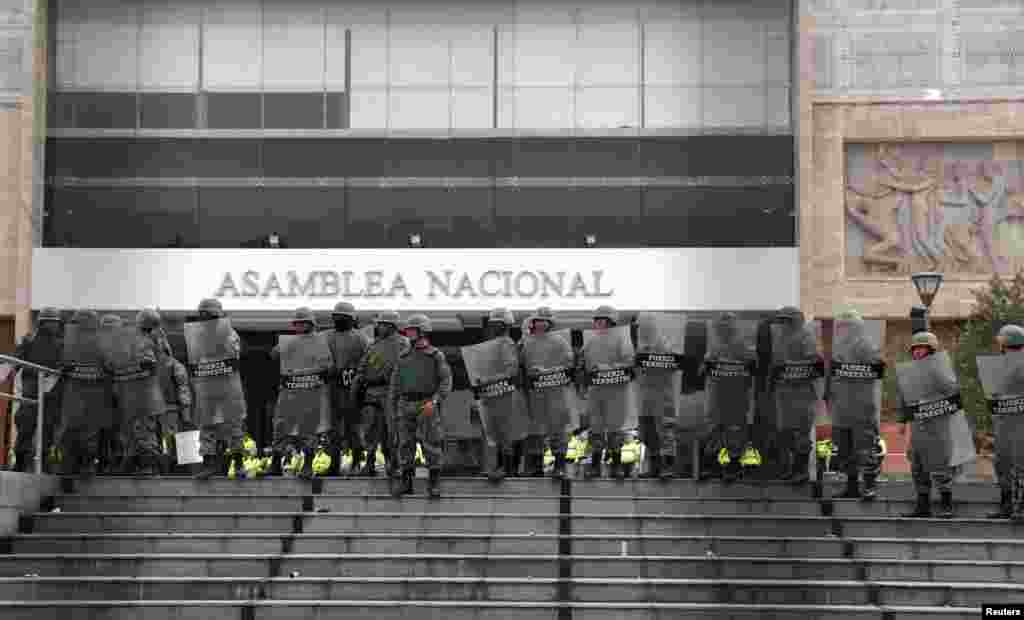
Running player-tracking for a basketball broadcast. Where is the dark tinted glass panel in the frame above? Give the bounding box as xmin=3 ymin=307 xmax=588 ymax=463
xmin=48 ymin=92 xmax=75 ymax=129
xmin=262 ymin=140 xmax=342 ymax=177
xmin=69 ymin=92 xmax=137 ymax=129
xmin=384 ymin=140 xmax=490 ymax=178
xmin=259 ymin=188 xmax=346 ymax=248
xmin=641 ymin=136 xmax=795 ymax=177
xmin=325 ymin=92 xmax=349 ymax=129
xmin=191 ymin=140 xmax=263 ymax=177
xmin=197 ymin=188 xmax=273 ymax=247
xmin=346 ymin=187 xmax=493 ymax=248
xmin=47 ymin=188 xmax=198 ymax=247
xmin=569 ymin=139 xmax=645 ymax=177
xmin=264 ymin=93 xmax=324 ymax=130
xmin=140 ymin=93 xmax=197 ymax=129
xmin=205 ymin=93 xmax=261 ymax=129
xmin=491 ymin=140 xmax=576 ymax=177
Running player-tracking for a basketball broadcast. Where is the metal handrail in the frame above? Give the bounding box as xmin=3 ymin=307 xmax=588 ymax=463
xmin=0 ymin=353 xmax=60 ymax=475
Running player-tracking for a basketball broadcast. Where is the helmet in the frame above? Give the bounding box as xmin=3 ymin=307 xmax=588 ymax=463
xmin=529 ymin=306 xmax=556 ymax=328
xmin=332 ymin=302 xmax=356 ymax=318
xmin=593 ymin=305 xmax=619 ymax=325
xmin=907 ymin=331 xmax=940 ymax=353
xmin=136 ymin=308 xmax=162 ymax=330
xmin=999 ymin=324 xmax=1024 ymax=348
xmin=834 ymin=307 xmax=863 ymax=323
xmin=488 ymin=308 xmax=515 ymax=326
xmin=198 ymin=298 xmax=225 ymax=317
xmin=38 ymin=307 xmax=62 ymax=323
xmin=404 ymin=314 xmax=432 ymax=334
xmin=375 ymin=311 xmax=401 ymax=327
xmin=292 ymin=307 xmax=316 ymax=325
xmin=775 ymin=306 xmax=803 ymax=322
xmin=100 ymin=314 xmax=123 ymax=328
xmin=70 ymin=310 xmax=99 ymax=329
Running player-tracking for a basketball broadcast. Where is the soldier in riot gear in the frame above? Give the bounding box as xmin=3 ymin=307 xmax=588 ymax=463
xmin=389 ymin=314 xmax=452 ymax=498
xmin=771 ymin=306 xmax=824 ymax=486
xmin=634 ymin=313 xmax=686 ymax=481
xmin=704 ymin=313 xmax=757 ymax=484
xmin=464 ymin=308 xmax=530 ymax=481
xmin=827 ymin=308 xmax=885 ymax=501
xmin=352 ymin=311 xmax=408 ymax=478
xmin=137 ymin=309 xmax=193 ymax=475
xmin=982 ymin=325 xmax=1024 ymax=520
xmin=581 ymin=306 xmax=638 ymax=480
xmin=57 ymin=310 xmax=106 ymax=477
xmin=188 ymin=298 xmax=247 ymax=480
xmin=520 ymin=307 xmax=576 ymax=480
xmin=97 ymin=314 xmax=123 ymax=473
xmin=101 ymin=314 xmax=165 ymax=477
xmin=897 ymin=332 xmax=975 ymax=519
xmin=1 ymin=307 xmax=64 ymax=472
xmin=271 ymin=308 xmax=332 ymax=480
xmin=325 ymin=302 xmax=369 ymax=477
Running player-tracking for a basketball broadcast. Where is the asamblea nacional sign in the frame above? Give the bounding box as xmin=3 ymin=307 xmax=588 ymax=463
xmin=31 ymin=248 xmax=798 ymax=312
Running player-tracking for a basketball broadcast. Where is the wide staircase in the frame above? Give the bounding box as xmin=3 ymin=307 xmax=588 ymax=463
xmin=0 ymin=474 xmax=1018 ymax=619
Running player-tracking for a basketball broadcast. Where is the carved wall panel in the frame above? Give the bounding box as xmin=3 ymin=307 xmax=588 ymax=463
xmin=845 ymin=142 xmax=1024 ymax=278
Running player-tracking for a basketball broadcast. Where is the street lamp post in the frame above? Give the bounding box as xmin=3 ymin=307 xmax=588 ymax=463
xmin=910 ymin=272 xmax=944 ymax=335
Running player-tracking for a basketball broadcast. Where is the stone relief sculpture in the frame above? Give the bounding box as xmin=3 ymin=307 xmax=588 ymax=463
xmin=845 ymin=143 xmax=1024 ymax=276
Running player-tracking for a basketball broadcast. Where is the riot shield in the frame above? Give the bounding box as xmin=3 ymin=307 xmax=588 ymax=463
xmin=982 ymin=352 xmax=1024 ymax=472
xmin=635 ymin=312 xmax=685 ymax=421
xmin=679 ymin=319 xmax=709 ymax=431
xmin=829 ymin=319 xmax=884 ymax=430
xmin=770 ymin=321 xmax=824 ymax=431
xmin=461 ymin=337 xmax=529 ymax=444
xmin=276 ymin=333 xmax=332 ymax=438
xmin=184 ymin=318 xmax=247 ymax=428
xmin=101 ymin=326 xmax=164 ymax=420
xmin=61 ymin=323 xmax=112 ymax=431
xmin=896 ymin=352 xmax=975 ymax=471
xmin=582 ymin=325 xmax=638 ymax=432
xmin=704 ymin=318 xmax=756 ymax=429
xmin=522 ymin=330 xmax=579 ymax=435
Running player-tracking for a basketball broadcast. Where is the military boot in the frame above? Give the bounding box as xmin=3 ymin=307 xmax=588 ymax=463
xmin=659 ymin=455 xmax=675 ymax=481
xmin=722 ymin=460 xmax=741 ymax=485
xmin=135 ymin=456 xmax=160 ymax=478
xmin=427 ymin=469 xmax=441 ymax=499
xmin=860 ymin=474 xmax=878 ymax=502
xmin=839 ymin=473 xmax=861 ymax=499
xmin=609 ymin=450 xmax=625 ymax=481
xmin=902 ymin=493 xmax=932 ymax=518
xmin=789 ymin=451 xmax=811 ymax=486
xmin=231 ymin=452 xmax=247 ymax=480
xmin=584 ymin=449 xmax=603 ymax=480
xmin=267 ymin=452 xmax=284 ymax=477
xmin=115 ymin=455 xmax=137 ymax=476
xmin=509 ymin=444 xmax=524 ymax=477
xmin=486 ymin=445 xmax=505 ymax=483
xmin=392 ymin=469 xmax=414 ymax=497
xmin=639 ymin=454 xmax=660 ymax=479
xmin=1012 ymin=479 xmax=1024 ymax=524
xmin=360 ymin=446 xmax=377 ymax=477
xmin=13 ymin=452 xmax=30 ymax=473
xmin=194 ymin=455 xmax=221 ymax=481
xmin=299 ymin=448 xmax=314 ymax=480
xmin=60 ymin=447 xmax=79 ymax=477
xmin=529 ymin=453 xmax=545 ymax=478
xmin=936 ymin=491 xmax=954 ymax=519
xmin=552 ymin=452 xmax=567 ymax=480
xmin=989 ymin=487 xmax=1012 ymax=519
xmin=327 ymin=447 xmax=342 ymax=477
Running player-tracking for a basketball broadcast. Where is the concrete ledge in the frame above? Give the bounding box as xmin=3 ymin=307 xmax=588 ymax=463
xmin=0 ymin=473 xmax=58 ymax=536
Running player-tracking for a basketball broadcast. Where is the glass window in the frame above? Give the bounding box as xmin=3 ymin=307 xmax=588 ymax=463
xmin=47 ymin=188 xmax=198 ymax=248
xmin=206 ymin=93 xmax=261 ymax=129
xmin=72 ymin=93 xmax=137 ymax=129
xmin=140 ymin=94 xmax=196 ymax=129
xmin=203 ymin=1 xmax=262 ymax=90
xmin=262 ymin=3 xmax=326 ymax=92
xmin=264 ymin=93 xmax=325 ymax=130
xmin=139 ymin=1 xmax=200 ymax=92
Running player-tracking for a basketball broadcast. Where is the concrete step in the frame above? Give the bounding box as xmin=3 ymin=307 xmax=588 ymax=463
xmin=2 ymin=576 xmax=1021 ymax=606
xmin=9 ymin=533 xmax=843 ymax=558
xmin=0 ymin=601 xmax=981 ymax=620
xmin=28 ymin=512 xmax=560 ymax=535
xmin=571 ymin=514 xmax=837 ymax=537
xmin=4 ymin=554 xmax=1024 ymax=582
xmin=849 ymin=537 xmax=1024 ymax=561
xmin=53 ymin=495 xmax=563 ymax=514
xmin=824 ymin=481 xmax=998 ymax=503
xmin=830 ymin=499 xmax=999 ymax=519
xmin=838 ymin=516 xmax=1024 ymax=539
xmin=570 ymin=497 xmax=821 ymax=516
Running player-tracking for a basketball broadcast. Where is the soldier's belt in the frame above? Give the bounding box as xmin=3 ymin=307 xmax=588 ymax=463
xmin=635 ymin=353 xmax=686 ymax=371
xmin=401 ymin=392 xmax=434 ymax=402
xmin=112 ymin=367 xmax=154 ymax=382
xmin=830 ymin=361 xmax=885 ymax=381
xmin=338 ymin=368 xmax=357 ymax=388
xmin=587 ymin=368 xmax=633 ymax=386
xmin=990 ymin=395 xmax=1024 ymax=416
xmin=188 ymin=358 xmax=239 ymax=379
xmin=704 ymin=360 xmax=755 ymax=380
xmin=772 ymin=360 xmax=825 ymax=383
xmin=366 ymin=378 xmax=390 ymax=388
xmin=281 ymin=371 xmax=328 ymax=390
xmin=528 ymin=369 xmax=572 ymax=391
xmin=66 ymin=363 xmax=103 ymax=382
xmin=473 ymin=377 xmax=520 ymax=399
xmin=904 ymin=393 xmax=962 ymax=421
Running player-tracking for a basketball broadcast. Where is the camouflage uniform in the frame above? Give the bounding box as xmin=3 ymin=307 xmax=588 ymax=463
xmin=352 ymin=313 xmax=408 ymax=475
xmin=389 ymin=314 xmax=452 ymax=498
xmin=11 ymin=307 xmax=64 ymax=472
xmin=326 ymin=303 xmax=370 ymax=474
xmin=138 ymin=310 xmax=194 ymax=469
xmin=97 ymin=314 xmax=123 ymax=471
